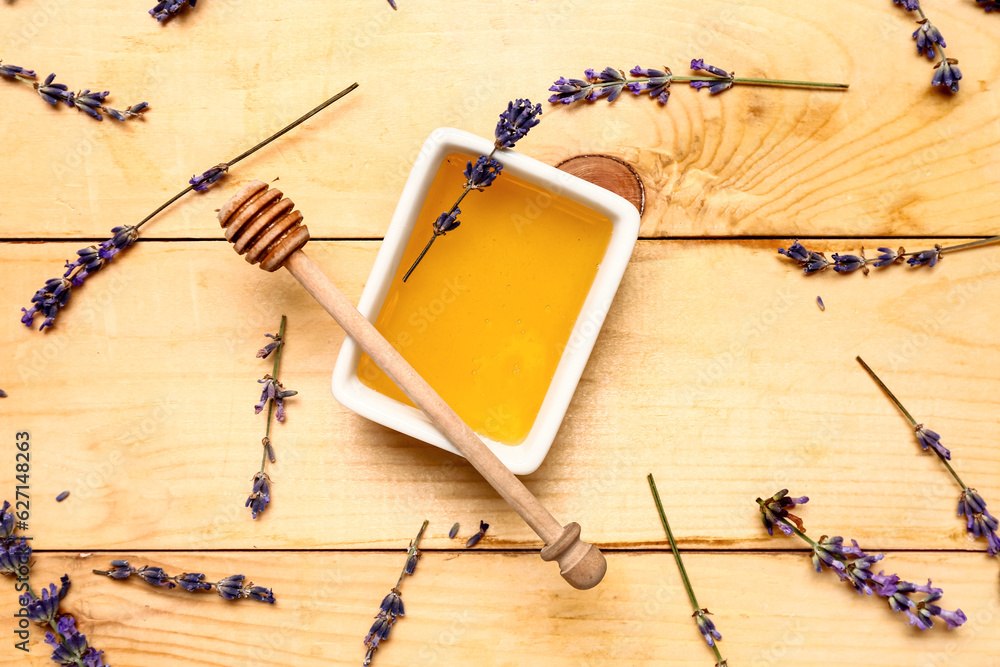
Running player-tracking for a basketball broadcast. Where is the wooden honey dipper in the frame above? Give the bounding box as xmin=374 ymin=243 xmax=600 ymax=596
xmin=219 ymin=180 xmax=607 ymax=590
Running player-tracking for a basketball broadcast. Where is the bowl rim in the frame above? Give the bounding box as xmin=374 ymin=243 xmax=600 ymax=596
xmin=331 ymin=127 xmax=639 ymax=474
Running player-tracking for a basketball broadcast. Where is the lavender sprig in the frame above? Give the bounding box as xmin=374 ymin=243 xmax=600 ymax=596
xmin=247 ymin=316 xmax=294 ymax=519
xmin=149 ymin=0 xmax=196 ymax=22
xmin=857 ymin=357 xmax=999 ymax=556
xmin=18 ymin=83 xmax=358 ymax=333
xmin=777 ymin=236 xmax=1000 ymax=276
xmin=758 ymin=490 xmax=967 ymax=630
xmin=94 ymin=560 xmax=275 ymax=602
xmin=892 ymin=1 xmax=962 ymax=92
xmin=1 ymin=63 xmax=147 ymax=122
xmin=363 ymin=520 xmax=427 ymax=666
xmin=1 ymin=505 xmax=104 ymax=667
xmin=649 ymin=475 xmax=727 ymax=666
xmin=549 ymin=62 xmax=847 ymax=106
xmin=978 ymin=0 xmax=1000 ymax=11
xmin=401 ymin=99 xmax=541 ymax=282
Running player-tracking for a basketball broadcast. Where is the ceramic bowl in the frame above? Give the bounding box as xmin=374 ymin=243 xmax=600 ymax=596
xmin=332 ymin=127 xmax=639 ymax=474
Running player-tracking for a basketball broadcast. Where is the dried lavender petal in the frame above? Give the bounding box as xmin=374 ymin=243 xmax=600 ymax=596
xmin=816 ymin=296 xmax=825 ymax=311
xmin=56 ymin=491 xmax=70 ymax=502
xmin=448 ymin=523 xmax=459 ymax=539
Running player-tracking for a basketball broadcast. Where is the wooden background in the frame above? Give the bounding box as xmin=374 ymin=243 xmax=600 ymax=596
xmin=2 ymin=0 xmax=999 ymax=664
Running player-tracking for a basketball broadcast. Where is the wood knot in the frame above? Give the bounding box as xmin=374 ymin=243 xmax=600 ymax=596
xmin=217 ymin=180 xmax=310 ymax=272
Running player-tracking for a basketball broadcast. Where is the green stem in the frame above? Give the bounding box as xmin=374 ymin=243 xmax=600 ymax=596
xmin=648 ymin=474 xmax=726 ymax=665
xmin=395 ymin=520 xmax=429 ymax=589
xmin=402 ymin=235 xmax=437 ymax=282
xmin=588 ymin=75 xmax=848 ymax=90
xmin=261 ymin=315 xmax=288 ymax=473
xmin=135 ymin=83 xmax=358 ymax=231
xmin=856 ymin=356 xmax=967 ymax=489
xmin=938 ymin=235 xmax=1000 ymax=255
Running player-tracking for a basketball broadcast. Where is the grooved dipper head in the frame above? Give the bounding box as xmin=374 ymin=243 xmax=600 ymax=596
xmin=218 ymin=180 xmax=310 ymax=272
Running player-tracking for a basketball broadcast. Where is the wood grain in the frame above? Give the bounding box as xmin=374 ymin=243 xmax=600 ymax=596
xmin=2 ymin=239 xmax=997 ymax=551
xmin=1 ymin=1 xmax=998 ymax=240
xmin=1 ymin=551 xmax=997 ymax=666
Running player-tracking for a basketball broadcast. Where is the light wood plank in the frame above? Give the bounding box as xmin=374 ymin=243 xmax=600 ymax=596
xmin=1 ymin=551 xmax=997 ymax=666
xmin=2 ymin=239 xmax=998 ymax=550
xmin=1 ymin=2 xmax=998 ymax=239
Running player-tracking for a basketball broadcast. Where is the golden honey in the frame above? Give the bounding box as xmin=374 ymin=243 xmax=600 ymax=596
xmin=358 ymin=153 xmax=613 ymax=445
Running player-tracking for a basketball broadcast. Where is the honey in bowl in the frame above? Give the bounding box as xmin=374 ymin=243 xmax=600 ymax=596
xmin=358 ymin=152 xmax=613 ymax=445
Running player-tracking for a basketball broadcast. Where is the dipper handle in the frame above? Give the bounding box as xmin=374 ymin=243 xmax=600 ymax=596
xmin=219 ymin=180 xmax=606 ymax=590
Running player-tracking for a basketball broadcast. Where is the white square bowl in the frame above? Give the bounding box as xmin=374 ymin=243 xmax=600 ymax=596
xmin=332 ymin=127 xmax=639 ymax=475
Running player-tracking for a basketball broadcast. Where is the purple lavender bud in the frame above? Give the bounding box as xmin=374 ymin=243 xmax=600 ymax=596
xmin=548 ymin=77 xmax=592 ymax=105
xmin=448 ymin=523 xmax=459 ymax=539
xmin=0 ymin=538 xmax=31 ymax=574
xmin=56 ymin=491 xmax=70 ymax=502
xmin=246 ymin=471 xmax=271 ymax=519
xmin=811 ymin=536 xmax=847 ymax=573
xmin=136 ymin=566 xmax=175 ymax=588
xmin=37 ymin=73 xmax=73 ymax=106
xmin=873 ymin=246 xmax=902 ymax=267
xmin=244 ymin=583 xmax=276 ymax=603
xmin=257 ymin=333 xmax=281 ymax=359
xmin=627 ymin=65 xmax=672 ymax=104
xmin=708 ymin=80 xmax=734 ymax=95
xmin=379 ymin=590 xmax=405 ymax=617
xmin=105 ymin=108 xmax=126 ymax=121
xmin=838 ymin=543 xmax=884 ymax=595
xmin=465 ymin=520 xmax=489 ymax=548
xmin=190 ymin=163 xmax=229 ymax=192
xmin=893 ymin=0 xmax=921 ymax=10
xmin=690 ymin=59 xmax=732 ymax=78
xmin=464 ymin=155 xmax=503 ymax=190
xmin=0 ymin=63 xmax=36 ymax=78
xmin=693 ymin=609 xmax=722 ymax=647
xmin=914 ymin=425 xmax=950 ymax=460
xmin=689 ymin=81 xmax=712 ymax=91
xmin=365 ymin=613 xmax=393 ymax=648
xmin=0 ymin=501 xmax=13 ymax=539
xmin=494 ymin=98 xmax=542 ymax=148
xmin=175 ymin=572 xmax=212 ymax=591
xmin=931 ymin=60 xmax=961 ymax=94
xmin=779 ymin=241 xmax=812 ymax=263
xmin=82 ymin=648 xmax=107 ymax=667
xmin=20 ymin=581 xmax=63 ymax=623
xmin=217 ymin=574 xmax=245 ymax=600
xmin=404 ymin=553 xmax=418 ymax=575
xmin=978 ymin=0 xmax=1000 ymax=11
xmin=757 ymin=489 xmax=808 ymax=536
xmin=913 ymin=21 xmax=946 ymax=59
xmin=150 ymin=0 xmax=196 ymax=21
xmin=831 ymin=253 xmax=867 ymax=273
xmin=388 ymin=0 xmax=397 ymax=8
xmin=432 ymin=209 xmax=461 ymax=236
xmin=102 ymin=560 xmax=135 ymax=579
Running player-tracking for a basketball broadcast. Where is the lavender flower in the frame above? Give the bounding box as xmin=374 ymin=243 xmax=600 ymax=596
xmin=0 ymin=538 xmax=31 ymax=575
xmin=693 ymin=609 xmax=722 ymax=647
xmin=36 ymin=73 xmax=72 ymax=106
xmin=20 ymin=225 xmax=139 ymax=331
xmin=893 ymin=0 xmax=921 ymax=9
xmin=136 ymin=565 xmax=175 ymax=588
xmin=464 ymin=155 xmax=503 ymax=190
xmin=547 ymin=76 xmax=592 ymax=105
xmin=582 ymin=67 xmax=627 ymax=102
xmin=831 ymin=253 xmax=868 ymax=274
xmin=627 ymin=66 xmax=671 ymax=104
xmin=257 ymin=333 xmax=281 ymax=359
xmin=759 ymin=490 xmax=966 ymax=631
xmin=873 ymin=246 xmax=903 ymax=267
xmin=363 ymin=521 xmax=427 ymax=666
xmin=494 ymin=98 xmax=542 ymax=149
xmin=20 ymin=576 xmax=70 ymax=624
xmin=978 ymin=0 xmax=1000 ymax=11
xmin=0 ymin=500 xmax=15 ymax=539
xmin=778 ymin=240 xmax=833 ymax=274
xmin=914 ymin=20 xmax=946 ymax=58
xmin=150 ymin=0 xmax=197 ymax=21
xmin=175 ymin=572 xmax=212 ymax=592
xmin=255 ymin=374 xmax=297 ymax=422
xmin=465 ymin=520 xmax=489 ymax=548
xmin=0 ymin=62 xmax=36 ymax=79
xmin=95 ymin=560 xmax=275 ymax=602
xmin=690 ymin=59 xmax=732 ymax=78
xmin=246 ymin=471 xmax=271 ymax=519
xmin=756 ymin=489 xmax=808 ymax=536
xmin=915 ymin=424 xmax=950 ymax=459
xmin=432 ymin=209 xmax=461 ymax=236
xmin=190 ymin=163 xmax=229 ymax=192
xmin=0 ymin=389 xmax=6 ymax=398
xmin=931 ymin=59 xmax=962 ymax=93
